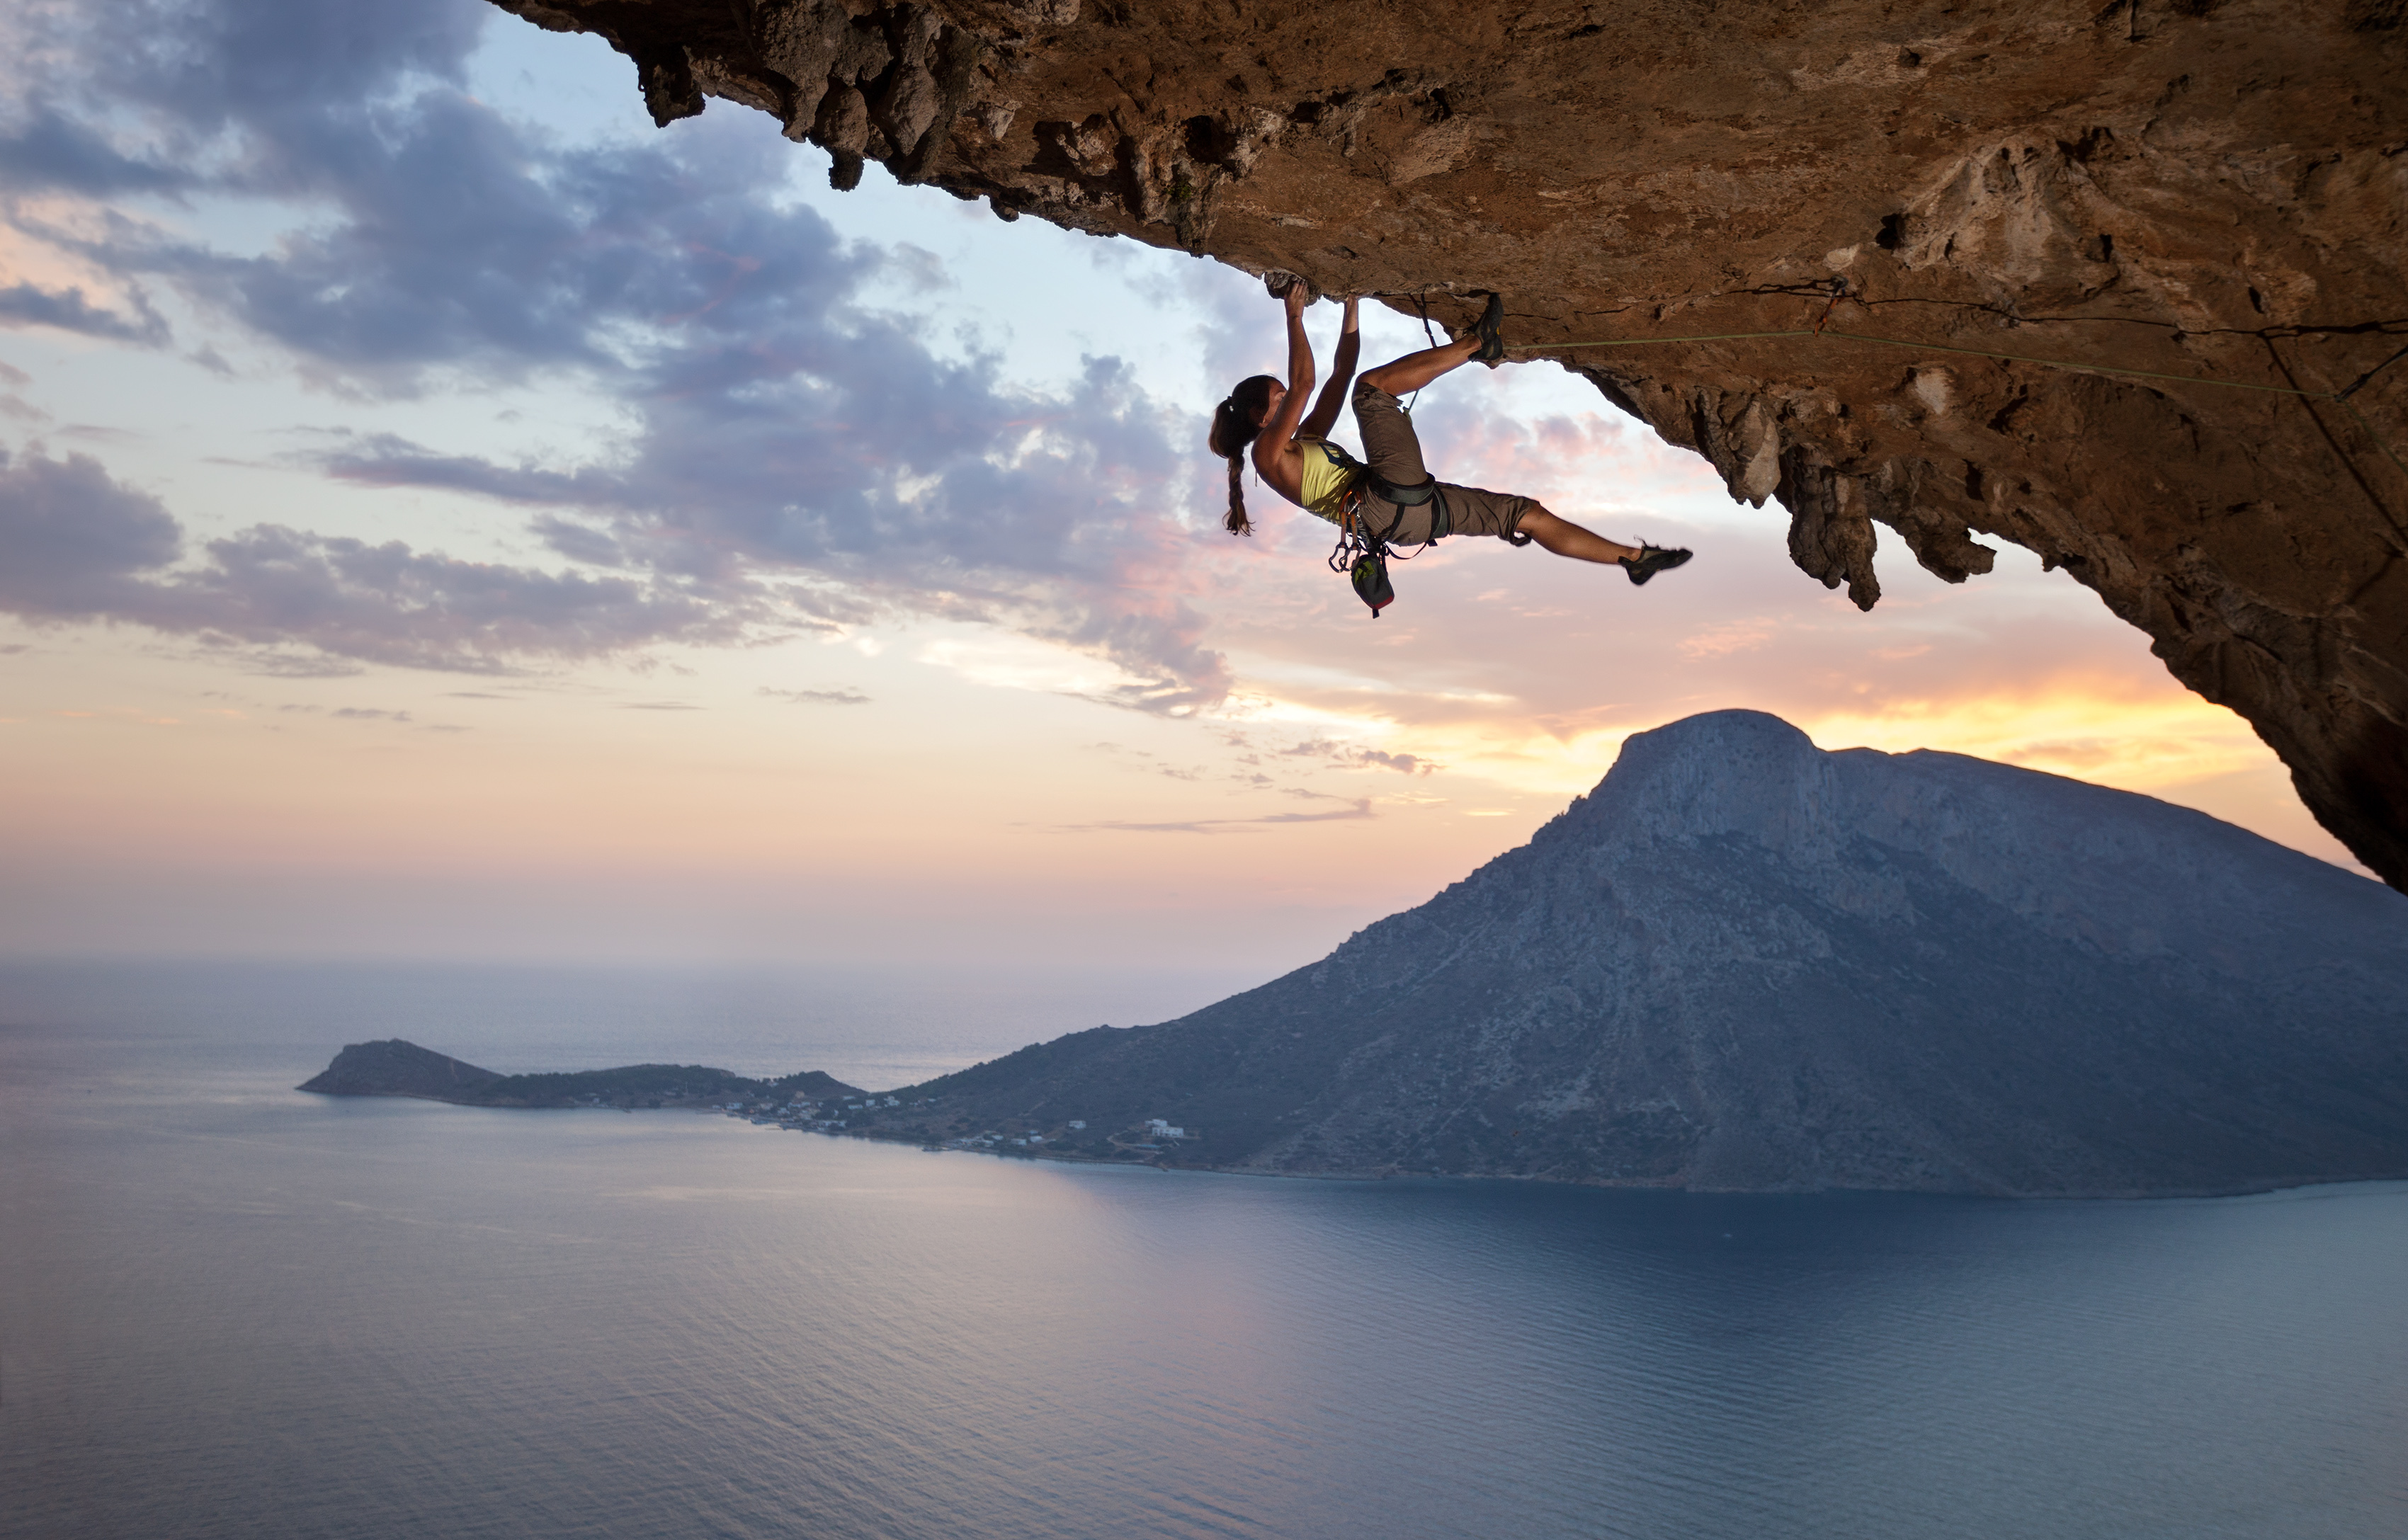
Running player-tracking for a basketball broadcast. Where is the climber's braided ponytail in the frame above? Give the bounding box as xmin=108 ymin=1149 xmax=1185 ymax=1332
xmin=1208 ymin=375 xmax=1279 ymax=537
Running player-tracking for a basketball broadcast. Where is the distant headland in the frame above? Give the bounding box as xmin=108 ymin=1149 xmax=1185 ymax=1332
xmin=303 ymin=712 xmax=2408 ymax=1199
xmin=299 ymin=1038 xmax=860 ymax=1109
xmin=300 ymin=1035 xmax=1169 ymax=1153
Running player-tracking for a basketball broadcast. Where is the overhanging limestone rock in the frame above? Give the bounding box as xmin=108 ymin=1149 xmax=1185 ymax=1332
xmin=489 ymin=0 xmax=2408 ymax=888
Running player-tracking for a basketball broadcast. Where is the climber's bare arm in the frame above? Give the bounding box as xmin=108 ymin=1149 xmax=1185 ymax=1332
xmin=1255 ymin=283 xmax=1314 ymax=457
xmin=1250 ymin=283 xmax=1315 ymax=501
xmin=1298 ymin=295 xmax=1360 ymax=442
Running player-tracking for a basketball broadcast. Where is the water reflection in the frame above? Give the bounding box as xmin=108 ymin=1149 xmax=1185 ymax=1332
xmin=4 ymin=969 xmax=2404 ymax=1540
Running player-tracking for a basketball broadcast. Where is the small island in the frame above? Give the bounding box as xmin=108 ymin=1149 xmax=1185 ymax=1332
xmin=299 ymin=1037 xmax=1182 ymax=1163
xmin=298 ymin=1038 xmax=861 ymax=1110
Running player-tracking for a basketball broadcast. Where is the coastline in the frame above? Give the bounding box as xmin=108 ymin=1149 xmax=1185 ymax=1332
xmin=305 ymin=1080 xmax=2408 ymax=1203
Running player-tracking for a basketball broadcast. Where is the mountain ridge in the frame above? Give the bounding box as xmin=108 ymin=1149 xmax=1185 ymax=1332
xmin=895 ymin=711 xmax=2408 ymax=1194
xmin=297 ymin=712 xmax=2408 ymax=1195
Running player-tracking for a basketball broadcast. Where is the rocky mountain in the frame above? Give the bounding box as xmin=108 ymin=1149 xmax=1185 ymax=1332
xmin=299 ymin=1039 xmax=859 ymax=1107
xmin=484 ymin=0 xmax=2408 ymax=889
xmin=901 ymin=711 xmax=2408 ymax=1195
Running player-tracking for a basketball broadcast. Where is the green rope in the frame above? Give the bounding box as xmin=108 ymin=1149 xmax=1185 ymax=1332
xmin=1508 ymin=327 xmax=2335 ymax=398
xmin=1506 ymin=324 xmax=2408 ymax=492
xmin=1508 ymin=329 xmax=1816 ymax=354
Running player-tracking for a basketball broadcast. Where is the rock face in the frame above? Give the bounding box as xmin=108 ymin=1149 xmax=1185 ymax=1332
xmin=300 ymin=1039 xmax=504 ymax=1099
xmin=488 ymin=0 xmax=2408 ymax=889
xmin=907 ymin=711 xmax=2408 ymax=1195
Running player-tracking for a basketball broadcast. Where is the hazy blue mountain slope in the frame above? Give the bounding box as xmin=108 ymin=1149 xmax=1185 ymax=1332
xmin=909 ymin=712 xmax=2408 ymax=1195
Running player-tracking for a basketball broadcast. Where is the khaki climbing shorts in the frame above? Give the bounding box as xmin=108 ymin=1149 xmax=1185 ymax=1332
xmin=1351 ymin=380 xmax=1536 ymax=545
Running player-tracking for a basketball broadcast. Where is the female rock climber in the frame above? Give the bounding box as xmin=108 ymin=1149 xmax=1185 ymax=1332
xmin=1208 ymin=282 xmax=1693 ymax=591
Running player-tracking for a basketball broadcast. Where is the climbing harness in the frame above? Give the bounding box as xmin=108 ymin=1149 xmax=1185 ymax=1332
xmin=1309 ymin=439 xmax=1450 ymax=617
xmin=1321 ymin=290 xmax=1463 ymax=615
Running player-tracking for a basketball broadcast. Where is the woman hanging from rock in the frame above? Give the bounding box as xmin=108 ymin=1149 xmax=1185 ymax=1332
xmin=1208 ymin=280 xmax=1692 ymax=605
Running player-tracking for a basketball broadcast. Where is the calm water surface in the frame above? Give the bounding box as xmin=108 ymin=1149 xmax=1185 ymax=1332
xmin=4 ymin=962 xmax=2404 ymax=1539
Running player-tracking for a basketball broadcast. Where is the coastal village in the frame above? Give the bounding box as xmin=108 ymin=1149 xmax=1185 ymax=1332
xmin=717 ymin=1093 xmax=1196 ymax=1165
xmin=295 ymin=1037 xmax=1210 ymax=1165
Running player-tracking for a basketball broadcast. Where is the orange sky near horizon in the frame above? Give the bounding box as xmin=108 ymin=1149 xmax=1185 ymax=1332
xmin=0 ymin=14 xmax=2368 ymax=979
xmin=0 ymin=380 xmax=2354 ymax=972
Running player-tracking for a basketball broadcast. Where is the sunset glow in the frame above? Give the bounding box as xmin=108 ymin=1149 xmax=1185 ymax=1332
xmin=0 ymin=8 xmax=2363 ymax=979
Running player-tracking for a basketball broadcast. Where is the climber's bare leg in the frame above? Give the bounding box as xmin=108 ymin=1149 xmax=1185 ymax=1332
xmin=1360 ymin=334 xmax=1482 ymax=397
xmin=1519 ymin=508 xmax=1643 ymax=565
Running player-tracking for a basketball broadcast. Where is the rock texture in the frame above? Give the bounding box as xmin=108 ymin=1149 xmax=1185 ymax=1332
xmin=488 ymin=0 xmax=2408 ymax=889
xmin=903 ymin=711 xmax=2408 ymax=1195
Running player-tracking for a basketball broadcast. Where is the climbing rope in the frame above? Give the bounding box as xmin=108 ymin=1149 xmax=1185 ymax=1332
xmin=1513 ymin=326 xmax=2356 ymax=397
xmin=1289 ymin=282 xmax=2406 ymax=523
xmin=1501 ymin=324 xmax=2408 ymax=505
xmin=1403 ymin=289 xmax=1438 ymax=413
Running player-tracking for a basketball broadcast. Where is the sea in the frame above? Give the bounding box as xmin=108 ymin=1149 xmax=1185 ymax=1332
xmin=4 ymin=959 xmax=2404 ymax=1540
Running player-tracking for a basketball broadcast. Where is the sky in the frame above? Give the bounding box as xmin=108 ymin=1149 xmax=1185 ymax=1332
xmin=0 ymin=0 xmax=2365 ymax=979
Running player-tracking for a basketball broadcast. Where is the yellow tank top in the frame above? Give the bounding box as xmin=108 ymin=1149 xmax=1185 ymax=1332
xmin=1293 ymin=437 xmax=1361 ymax=525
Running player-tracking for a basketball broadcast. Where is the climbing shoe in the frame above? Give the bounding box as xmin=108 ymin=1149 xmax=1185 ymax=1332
xmin=1263 ymin=269 xmax=1309 ymax=300
xmin=1472 ymin=291 xmax=1508 ymax=365
xmin=1619 ymin=544 xmax=1693 ymax=586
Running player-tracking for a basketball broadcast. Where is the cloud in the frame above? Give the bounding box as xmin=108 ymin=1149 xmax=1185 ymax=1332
xmin=3 ymin=0 xmax=1232 ymax=709
xmin=0 ymin=282 xmax=171 ymax=343
xmin=0 ymin=109 xmax=188 ymax=198
xmin=0 ymin=0 xmax=489 ymax=200
xmin=759 ymin=686 xmax=869 ymax=705
xmin=291 ymin=188 xmax=1232 ymax=705
xmin=1677 ymin=617 xmax=1776 ymax=660
xmin=237 ymin=649 xmax=368 ymax=678
xmin=174 ymin=523 xmax=762 ymax=671
xmin=1063 ymin=798 xmax=1375 ymax=834
xmin=0 ymin=450 xmax=183 ymax=614
xmin=0 ymin=449 xmax=767 ymax=671
xmin=1277 ymin=735 xmax=1434 ymax=774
